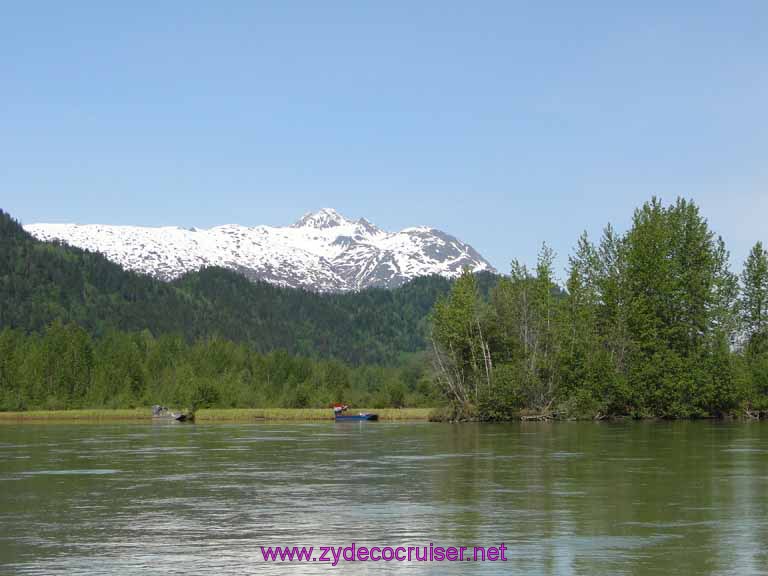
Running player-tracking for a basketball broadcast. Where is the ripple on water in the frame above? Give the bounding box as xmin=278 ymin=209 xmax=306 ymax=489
xmin=620 ymin=520 xmax=718 ymax=529
xmin=382 ymin=453 xmax=487 ymax=461
xmin=550 ymin=451 xmax=584 ymax=459
xmin=230 ymin=436 xmax=296 ymax=442
xmin=17 ymin=469 xmax=121 ymax=476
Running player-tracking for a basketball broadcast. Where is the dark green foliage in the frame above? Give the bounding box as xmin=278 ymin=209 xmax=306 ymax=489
xmin=0 ymin=210 xmax=202 ymax=340
xmin=621 ymin=198 xmax=738 ymax=417
xmin=0 ymin=324 xmax=439 ymax=411
xmin=740 ymin=241 xmax=768 ymax=355
xmin=737 ymin=241 xmax=768 ymax=410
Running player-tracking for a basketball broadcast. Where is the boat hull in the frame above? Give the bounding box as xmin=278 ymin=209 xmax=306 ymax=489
xmin=152 ymin=413 xmax=194 ymax=422
xmin=335 ymin=413 xmax=379 ymax=421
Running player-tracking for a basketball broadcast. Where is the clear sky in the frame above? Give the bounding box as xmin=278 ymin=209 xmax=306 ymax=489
xmin=2 ymin=1 xmax=766 ymax=279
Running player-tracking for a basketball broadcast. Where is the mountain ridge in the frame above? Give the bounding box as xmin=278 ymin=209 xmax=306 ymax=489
xmin=24 ymin=208 xmax=495 ymax=292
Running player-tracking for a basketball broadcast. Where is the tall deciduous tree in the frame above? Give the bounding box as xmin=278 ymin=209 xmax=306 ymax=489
xmin=623 ymin=198 xmax=737 ymax=416
xmin=430 ymin=270 xmax=492 ymax=414
xmin=560 ymin=232 xmax=623 ymax=415
xmin=489 ymin=244 xmax=562 ymax=411
xmin=740 ymin=241 xmax=768 ymax=353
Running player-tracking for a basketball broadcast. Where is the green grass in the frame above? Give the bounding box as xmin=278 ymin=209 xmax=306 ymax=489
xmin=0 ymin=407 xmax=434 ymax=422
xmin=0 ymin=408 xmax=148 ymax=421
xmin=196 ymin=407 xmax=432 ymax=421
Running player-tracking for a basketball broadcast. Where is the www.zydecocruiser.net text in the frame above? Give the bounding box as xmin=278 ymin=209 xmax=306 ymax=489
xmin=260 ymin=543 xmax=509 ymax=566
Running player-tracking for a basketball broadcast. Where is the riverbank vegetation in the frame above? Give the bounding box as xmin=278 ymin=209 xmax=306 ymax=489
xmin=431 ymin=198 xmax=768 ymax=420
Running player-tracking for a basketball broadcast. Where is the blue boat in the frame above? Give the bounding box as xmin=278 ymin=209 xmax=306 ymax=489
xmin=333 ymin=404 xmax=378 ymax=422
xmin=335 ymin=413 xmax=379 ymax=422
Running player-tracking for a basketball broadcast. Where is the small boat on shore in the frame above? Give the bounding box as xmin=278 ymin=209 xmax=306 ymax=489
xmin=152 ymin=405 xmax=194 ymax=422
xmin=333 ymin=404 xmax=378 ymax=422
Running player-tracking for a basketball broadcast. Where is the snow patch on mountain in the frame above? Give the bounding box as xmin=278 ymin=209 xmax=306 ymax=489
xmin=24 ymin=208 xmax=495 ymax=292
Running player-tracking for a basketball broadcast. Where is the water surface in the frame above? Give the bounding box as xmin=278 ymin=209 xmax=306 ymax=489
xmin=0 ymin=421 xmax=766 ymax=574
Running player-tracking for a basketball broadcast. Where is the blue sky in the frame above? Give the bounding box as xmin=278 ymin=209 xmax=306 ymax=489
xmin=2 ymin=1 xmax=766 ymax=278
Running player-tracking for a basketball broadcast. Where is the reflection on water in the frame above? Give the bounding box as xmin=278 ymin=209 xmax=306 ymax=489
xmin=0 ymin=422 xmax=767 ymax=575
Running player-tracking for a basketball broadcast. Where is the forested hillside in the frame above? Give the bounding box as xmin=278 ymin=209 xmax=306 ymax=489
xmin=0 ymin=209 xmax=498 ymax=365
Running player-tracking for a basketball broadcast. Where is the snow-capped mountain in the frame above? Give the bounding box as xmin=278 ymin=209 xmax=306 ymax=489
xmin=24 ymin=209 xmax=495 ymax=292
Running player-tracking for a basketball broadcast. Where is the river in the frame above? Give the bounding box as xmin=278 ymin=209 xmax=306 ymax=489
xmin=1 ymin=421 xmax=766 ymax=574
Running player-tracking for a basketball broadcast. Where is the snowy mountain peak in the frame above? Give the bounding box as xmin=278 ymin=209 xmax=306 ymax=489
xmin=292 ymin=208 xmax=354 ymax=229
xmin=25 ymin=210 xmax=496 ymax=292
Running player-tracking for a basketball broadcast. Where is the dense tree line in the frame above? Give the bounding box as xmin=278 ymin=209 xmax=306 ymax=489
xmin=0 ymin=209 xmax=497 ymax=365
xmin=431 ymin=198 xmax=768 ymax=419
xmin=0 ymin=322 xmax=438 ymax=411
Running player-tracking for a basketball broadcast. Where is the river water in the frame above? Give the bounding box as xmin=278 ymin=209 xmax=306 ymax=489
xmin=0 ymin=421 xmax=766 ymax=575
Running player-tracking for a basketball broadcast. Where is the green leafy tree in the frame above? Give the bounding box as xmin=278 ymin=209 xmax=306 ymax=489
xmin=740 ymin=241 xmax=768 ymax=354
xmin=430 ymin=270 xmax=492 ymax=415
xmin=623 ymin=198 xmax=737 ymax=416
xmin=490 ymin=245 xmax=562 ymax=412
xmin=737 ymin=241 xmax=768 ymax=410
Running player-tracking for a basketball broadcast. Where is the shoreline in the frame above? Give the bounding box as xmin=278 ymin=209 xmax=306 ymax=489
xmin=0 ymin=407 xmax=434 ymax=423
xmin=0 ymin=408 xmax=764 ymax=424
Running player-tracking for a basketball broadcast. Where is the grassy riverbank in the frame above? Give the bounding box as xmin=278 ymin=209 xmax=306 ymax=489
xmin=0 ymin=409 xmax=149 ymax=421
xmin=0 ymin=407 xmax=433 ymax=422
xmin=197 ymin=408 xmax=432 ymax=421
